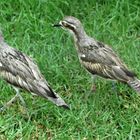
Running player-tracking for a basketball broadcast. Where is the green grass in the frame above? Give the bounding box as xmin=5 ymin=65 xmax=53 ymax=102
xmin=0 ymin=0 xmax=140 ymax=139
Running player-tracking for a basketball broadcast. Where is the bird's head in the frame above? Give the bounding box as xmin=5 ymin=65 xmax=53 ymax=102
xmin=53 ymin=16 xmax=86 ymax=40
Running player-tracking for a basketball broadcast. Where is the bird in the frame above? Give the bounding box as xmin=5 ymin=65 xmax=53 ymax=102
xmin=0 ymin=31 xmax=69 ymax=111
xmin=53 ymin=16 xmax=140 ymax=93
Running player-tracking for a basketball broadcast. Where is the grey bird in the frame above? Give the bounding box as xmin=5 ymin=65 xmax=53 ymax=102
xmin=0 ymin=32 xmax=69 ymax=111
xmin=53 ymin=16 xmax=140 ymax=93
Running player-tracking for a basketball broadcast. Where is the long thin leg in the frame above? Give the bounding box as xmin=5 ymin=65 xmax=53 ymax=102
xmin=12 ymin=87 xmax=26 ymax=107
xmin=30 ymin=92 xmax=38 ymax=105
xmin=91 ymin=75 xmax=97 ymax=92
xmin=14 ymin=87 xmax=29 ymax=116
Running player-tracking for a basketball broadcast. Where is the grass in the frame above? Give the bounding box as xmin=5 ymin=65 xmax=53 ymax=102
xmin=0 ymin=0 xmax=140 ymax=139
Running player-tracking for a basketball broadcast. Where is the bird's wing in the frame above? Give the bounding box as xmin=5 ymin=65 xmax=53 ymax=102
xmin=79 ymin=41 xmax=125 ymax=66
xmin=79 ymin=41 xmax=136 ymax=80
xmin=0 ymin=46 xmax=56 ymax=98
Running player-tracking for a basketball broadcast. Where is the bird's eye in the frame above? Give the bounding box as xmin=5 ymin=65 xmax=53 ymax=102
xmin=61 ymin=21 xmax=68 ymax=27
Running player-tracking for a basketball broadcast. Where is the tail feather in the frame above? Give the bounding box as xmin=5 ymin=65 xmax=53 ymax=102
xmin=29 ymin=81 xmax=70 ymax=109
xmin=127 ymin=79 xmax=140 ymax=93
xmin=47 ymin=92 xmax=70 ymax=109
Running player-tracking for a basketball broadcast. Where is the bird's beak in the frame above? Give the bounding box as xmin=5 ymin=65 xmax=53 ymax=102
xmin=53 ymin=24 xmax=61 ymax=27
xmin=53 ymin=21 xmax=62 ymax=27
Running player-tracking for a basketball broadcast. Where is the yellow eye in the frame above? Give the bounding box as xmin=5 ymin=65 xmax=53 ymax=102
xmin=62 ymin=21 xmax=67 ymax=27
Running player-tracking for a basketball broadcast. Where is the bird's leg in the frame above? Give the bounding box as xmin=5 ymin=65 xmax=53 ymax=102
xmin=14 ymin=87 xmax=30 ymax=117
xmin=31 ymin=92 xmax=38 ymax=96
xmin=13 ymin=87 xmax=26 ymax=107
xmin=31 ymin=92 xmax=38 ymax=105
xmin=91 ymin=75 xmax=97 ymax=92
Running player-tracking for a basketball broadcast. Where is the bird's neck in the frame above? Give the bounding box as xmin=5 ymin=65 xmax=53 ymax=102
xmin=70 ymin=27 xmax=88 ymax=42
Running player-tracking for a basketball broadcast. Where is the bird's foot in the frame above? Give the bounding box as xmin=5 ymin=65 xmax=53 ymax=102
xmin=0 ymin=94 xmax=19 ymax=112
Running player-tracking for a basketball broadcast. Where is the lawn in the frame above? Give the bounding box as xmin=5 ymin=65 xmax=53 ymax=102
xmin=0 ymin=0 xmax=140 ymax=139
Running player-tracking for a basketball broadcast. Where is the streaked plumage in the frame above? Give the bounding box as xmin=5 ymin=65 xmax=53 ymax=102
xmin=0 ymin=32 xmax=69 ymax=110
xmin=54 ymin=16 xmax=140 ymax=93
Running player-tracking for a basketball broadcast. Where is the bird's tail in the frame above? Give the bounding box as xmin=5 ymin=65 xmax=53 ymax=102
xmin=30 ymin=81 xmax=70 ymax=109
xmin=127 ymin=78 xmax=140 ymax=93
xmin=25 ymin=80 xmax=70 ymax=109
xmin=47 ymin=91 xmax=70 ymax=109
